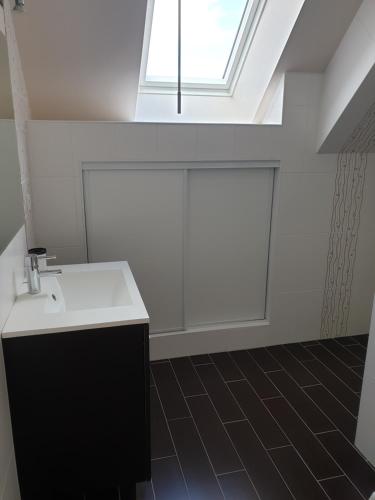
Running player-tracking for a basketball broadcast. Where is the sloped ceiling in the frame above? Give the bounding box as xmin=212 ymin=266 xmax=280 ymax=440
xmin=13 ymin=0 xmax=362 ymax=123
xmin=13 ymin=0 xmax=148 ymax=120
xmin=255 ymin=0 xmax=362 ymax=122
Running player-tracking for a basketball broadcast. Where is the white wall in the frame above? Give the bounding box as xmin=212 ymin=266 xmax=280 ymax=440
xmin=0 ymin=227 xmax=25 ymax=500
xmin=0 ymin=2 xmax=32 ymax=497
xmin=356 ymin=297 xmax=375 ymax=466
xmin=3 ymin=0 xmax=33 ymax=246
xmin=317 ymin=0 xmax=375 ymax=152
xmin=26 ymin=72 xmax=375 ymax=359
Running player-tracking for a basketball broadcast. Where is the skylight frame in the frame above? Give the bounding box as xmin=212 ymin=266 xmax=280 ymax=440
xmin=139 ymin=0 xmax=267 ymax=96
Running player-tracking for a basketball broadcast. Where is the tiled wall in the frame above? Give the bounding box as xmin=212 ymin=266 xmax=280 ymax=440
xmin=0 ymin=227 xmax=25 ymax=500
xmin=356 ymin=298 xmax=375 ymax=466
xmin=3 ymin=0 xmax=33 ymax=247
xmin=1 ymin=1 xmax=32 ymax=498
xmin=27 ymin=73 xmax=375 ymax=359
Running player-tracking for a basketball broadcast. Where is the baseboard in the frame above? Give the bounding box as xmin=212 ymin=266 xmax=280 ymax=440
xmin=149 ymin=320 xmax=322 ymax=360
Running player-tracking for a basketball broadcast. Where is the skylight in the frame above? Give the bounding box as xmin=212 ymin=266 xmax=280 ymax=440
xmin=140 ymin=0 xmax=266 ymax=93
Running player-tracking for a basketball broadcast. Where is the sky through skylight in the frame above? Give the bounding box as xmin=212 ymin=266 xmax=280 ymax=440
xmin=146 ymin=0 xmax=249 ymax=84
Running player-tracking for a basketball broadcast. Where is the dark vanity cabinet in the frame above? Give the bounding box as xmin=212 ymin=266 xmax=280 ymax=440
xmin=2 ymin=324 xmax=150 ymax=499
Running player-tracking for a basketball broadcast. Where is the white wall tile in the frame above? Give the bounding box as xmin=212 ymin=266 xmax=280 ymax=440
xmin=270 ymin=290 xmax=324 ymax=343
xmin=156 ymin=124 xmax=197 ymax=161
xmin=28 ymin=122 xmax=75 ymax=177
xmin=0 ymin=227 xmax=25 ymax=500
xmin=347 ymin=230 xmax=375 ymax=336
xmin=273 ymin=234 xmax=329 ymax=293
xmin=0 ymin=455 xmax=20 ymax=500
xmin=233 ymin=124 xmax=282 ymax=160
xmin=47 ymin=246 xmax=86 ymax=265
xmin=195 ymin=125 xmax=235 ymax=161
xmin=31 ymin=177 xmax=81 ymax=247
xmin=71 ymin=123 xmax=126 ymax=163
xmin=277 ymin=172 xmax=335 ymax=235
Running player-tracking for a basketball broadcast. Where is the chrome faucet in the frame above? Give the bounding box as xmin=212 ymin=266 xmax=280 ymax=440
xmin=25 ymin=253 xmax=62 ymax=295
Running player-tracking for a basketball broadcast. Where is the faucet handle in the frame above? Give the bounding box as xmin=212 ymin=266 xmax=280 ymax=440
xmin=44 ymin=255 xmax=56 ymax=261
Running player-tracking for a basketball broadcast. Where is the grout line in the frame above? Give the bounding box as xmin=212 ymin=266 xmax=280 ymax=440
xmin=302 ymin=349 xmax=363 ymax=400
xmin=264 ymin=369 xmax=284 ymax=374
xmin=266 ymin=444 xmax=293 ymax=451
xmin=316 ymin=432 xmax=368 ymax=500
xmin=216 ymin=468 xmax=246 ymax=478
xmin=265 ymin=345 xmax=320 ymax=388
xmin=318 ymin=474 xmax=346 ymax=483
xmin=169 ymin=361 xmax=228 ymax=499
xmin=184 ymin=393 xmax=208 ymax=399
xmin=314 ymin=430 xmax=338 ymax=436
xmin=167 ymin=416 xmax=192 ymax=422
xmin=301 ymin=360 xmax=361 ymax=419
xmin=151 ymin=373 xmax=190 ymax=499
xmin=222 ymin=378 xmax=247 ymax=383
xmin=190 ymin=361 xmax=213 ymax=366
xmin=189 ymin=359 xmax=262 ymax=500
xmin=311 ymin=342 xmax=363 ymax=383
xmin=261 ymin=395 xmax=283 ymax=401
xmin=151 ymin=454 xmax=177 ymax=462
xmin=300 ymin=383 xmax=322 ymax=388
xmin=221 ymin=418 xmax=248 ymax=425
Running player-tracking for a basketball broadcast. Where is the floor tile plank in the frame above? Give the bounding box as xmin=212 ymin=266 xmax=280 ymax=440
xmin=320 ymin=339 xmax=363 ymax=366
xmin=267 ymin=345 xmax=318 ymax=387
xmin=151 ymin=362 xmax=190 ymax=420
xmin=269 ymin=446 xmax=328 ymax=500
xmin=303 ymin=358 xmax=360 ymax=416
xmin=150 ymin=387 xmax=175 ymax=460
xmin=190 ymin=354 xmax=212 ymax=365
xmin=170 ymin=357 xmax=206 ymax=397
xmin=228 ymin=380 xmax=289 ymax=449
xmin=195 ymin=364 xmax=244 ymax=423
xmin=351 ymin=365 xmax=365 ymax=378
xmin=284 ymin=343 xmax=315 ymax=362
xmin=264 ymin=397 xmax=341 ymax=480
xmin=248 ymin=347 xmax=282 ymax=372
xmin=344 ymin=344 xmax=367 ymax=364
xmin=306 ymin=345 xmax=362 ymax=393
xmin=218 ymin=471 xmax=259 ymax=500
xmin=305 ymin=385 xmax=357 ymax=441
xmin=226 ymin=420 xmax=293 ymax=500
xmin=187 ymin=395 xmax=242 ymax=475
xmin=320 ymin=475 xmax=364 ymax=500
xmin=210 ymin=352 xmax=244 ymax=381
xmin=318 ymin=430 xmax=375 ymax=498
xmin=354 ymin=334 xmax=369 ymax=347
xmin=230 ymin=350 xmax=279 ymax=398
xmin=151 ymin=456 xmax=189 ymax=500
xmin=267 ymin=370 xmax=333 ymax=433
xmin=335 ymin=336 xmax=362 ymax=346
xmin=169 ymin=418 xmax=224 ymax=499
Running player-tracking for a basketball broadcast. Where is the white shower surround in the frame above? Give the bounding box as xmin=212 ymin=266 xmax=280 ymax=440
xmin=27 ymin=73 xmax=375 ymax=359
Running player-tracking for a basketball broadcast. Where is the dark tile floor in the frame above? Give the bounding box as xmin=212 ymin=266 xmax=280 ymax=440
xmin=143 ymin=334 xmax=375 ymax=500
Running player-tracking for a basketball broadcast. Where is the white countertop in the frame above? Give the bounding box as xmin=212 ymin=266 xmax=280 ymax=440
xmin=2 ymin=261 xmax=149 ymax=339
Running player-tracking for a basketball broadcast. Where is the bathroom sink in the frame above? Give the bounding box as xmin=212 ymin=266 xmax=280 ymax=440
xmin=47 ymin=269 xmax=132 ymax=313
xmin=2 ymin=261 xmax=149 ymax=338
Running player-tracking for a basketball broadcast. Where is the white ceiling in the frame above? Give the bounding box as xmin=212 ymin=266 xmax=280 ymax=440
xmin=13 ymin=0 xmax=148 ymax=120
xmin=276 ymin=0 xmax=362 ymax=73
xmin=13 ymin=0 xmax=362 ymax=122
xmin=255 ymin=0 xmax=362 ymax=122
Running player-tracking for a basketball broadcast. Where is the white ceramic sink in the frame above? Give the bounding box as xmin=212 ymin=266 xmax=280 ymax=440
xmin=46 ymin=269 xmax=133 ymax=313
xmin=3 ymin=261 xmax=149 ymax=338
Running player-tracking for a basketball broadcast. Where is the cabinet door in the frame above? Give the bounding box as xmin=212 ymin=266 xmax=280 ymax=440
xmin=84 ymin=169 xmax=184 ymax=333
xmin=186 ymin=168 xmax=274 ymax=327
xmin=3 ymin=325 xmax=150 ymax=498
